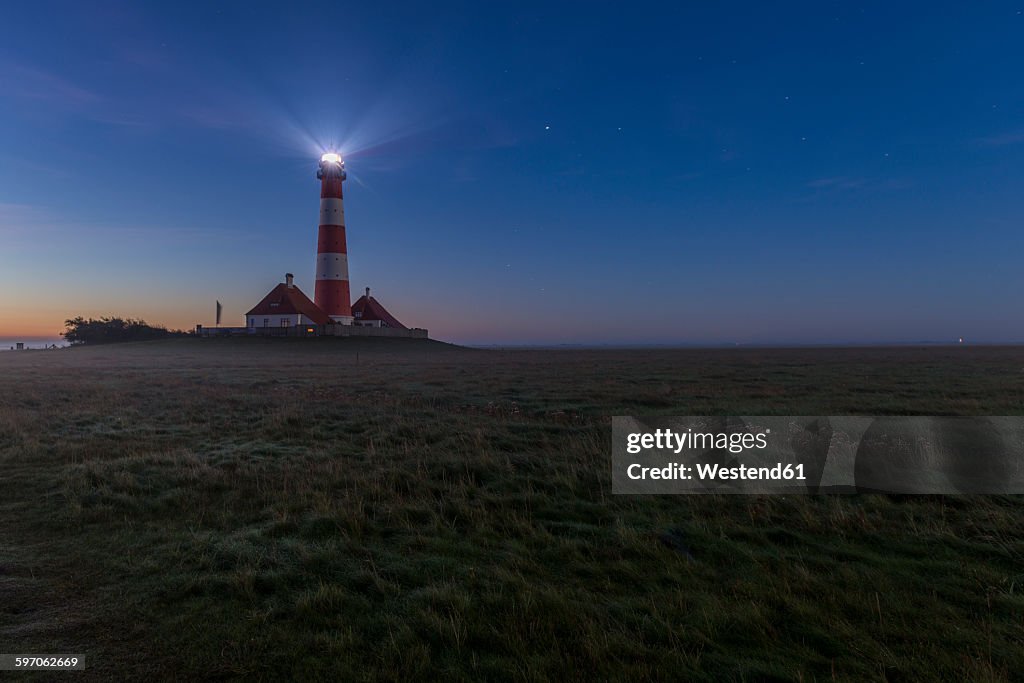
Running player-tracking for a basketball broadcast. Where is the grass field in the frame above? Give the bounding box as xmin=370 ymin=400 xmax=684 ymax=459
xmin=2 ymin=339 xmax=1023 ymax=681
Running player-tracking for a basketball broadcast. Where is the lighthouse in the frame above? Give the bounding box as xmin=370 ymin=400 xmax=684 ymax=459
xmin=314 ymin=152 xmax=353 ymax=323
xmin=231 ymin=151 xmax=427 ymax=339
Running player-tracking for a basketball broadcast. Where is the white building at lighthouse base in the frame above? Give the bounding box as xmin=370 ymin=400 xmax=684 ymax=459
xmin=243 ymin=275 xmax=414 ymax=333
xmin=245 ymin=273 xmax=331 ymax=330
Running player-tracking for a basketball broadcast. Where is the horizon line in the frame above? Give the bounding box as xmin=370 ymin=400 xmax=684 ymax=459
xmin=2 ymin=336 xmax=1021 ymax=349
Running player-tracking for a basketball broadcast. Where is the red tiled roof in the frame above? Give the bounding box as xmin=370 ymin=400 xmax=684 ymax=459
xmin=246 ymin=283 xmax=331 ymax=325
xmin=351 ymin=294 xmax=407 ymax=329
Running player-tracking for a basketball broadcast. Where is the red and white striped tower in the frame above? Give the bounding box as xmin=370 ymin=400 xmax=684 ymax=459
xmin=314 ymin=152 xmax=353 ymax=323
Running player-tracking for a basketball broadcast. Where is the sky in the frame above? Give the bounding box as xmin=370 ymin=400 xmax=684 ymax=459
xmin=1 ymin=1 xmax=1023 ymax=345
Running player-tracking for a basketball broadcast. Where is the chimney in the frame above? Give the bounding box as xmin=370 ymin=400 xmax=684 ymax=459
xmin=365 ymin=287 xmax=370 ymax=300
xmin=286 ymin=273 xmax=294 ymax=288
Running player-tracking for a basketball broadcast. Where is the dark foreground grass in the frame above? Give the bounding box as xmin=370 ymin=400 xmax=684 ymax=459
xmin=1 ymin=339 xmax=1023 ymax=681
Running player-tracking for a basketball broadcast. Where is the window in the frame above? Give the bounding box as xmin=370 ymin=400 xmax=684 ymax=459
xmin=248 ymin=318 xmax=254 ymax=328
xmin=280 ymin=318 xmax=290 ymax=327
xmin=263 ymin=318 xmax=269 ymax=327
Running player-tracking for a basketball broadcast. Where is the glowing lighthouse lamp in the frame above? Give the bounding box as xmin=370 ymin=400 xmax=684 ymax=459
xmin=314 ymin=152 xmax=353 ymax=324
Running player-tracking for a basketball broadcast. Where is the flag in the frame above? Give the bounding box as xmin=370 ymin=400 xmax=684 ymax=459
xmin=216 ymin=300 xmax=222 ymax=326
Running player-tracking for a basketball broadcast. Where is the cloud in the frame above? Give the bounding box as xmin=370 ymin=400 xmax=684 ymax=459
xmin=802 ymin=176 xmax=914 ymax=197
xmin=0 ymin=202 xmax=50 ymax=236
xmin=0 ymin=62 xmax=101 ymax=106
xmin=0 ymin=202 xmax=251 ymax=248
xmin=974 ymin=129 xmax=1024 ymax=148
xmin=806 ymin=176 xmax=867 ymax=190
xmin=0 ymin=59 xmax=151 ymax=130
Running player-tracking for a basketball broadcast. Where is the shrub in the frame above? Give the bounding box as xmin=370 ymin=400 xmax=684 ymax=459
xmin=62 ymin=316 xmax=188 ymax=345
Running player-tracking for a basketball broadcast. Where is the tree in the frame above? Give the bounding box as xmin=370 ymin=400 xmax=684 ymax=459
xmin=62 ymin=316 xmax=187 ymax=345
